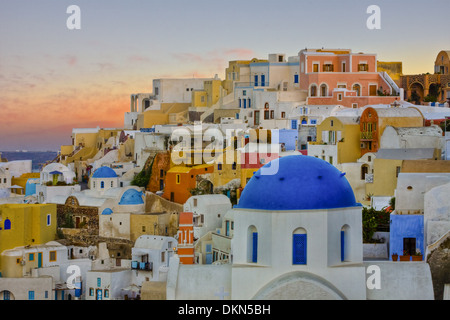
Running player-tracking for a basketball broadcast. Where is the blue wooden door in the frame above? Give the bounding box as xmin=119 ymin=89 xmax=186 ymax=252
xmin=291 ymin=120 xmax=298 ymax=130
xmin=38 ymin=252 xmax=42 ymax=268
xmin=252 ymin=232 xmax=258 ymax=263
xmin=292 ymin=234 xmax=307 ymax=264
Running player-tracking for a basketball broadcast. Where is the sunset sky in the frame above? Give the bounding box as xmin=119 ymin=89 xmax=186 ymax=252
xmin=0 ymin=0 xmax=448 ymax=151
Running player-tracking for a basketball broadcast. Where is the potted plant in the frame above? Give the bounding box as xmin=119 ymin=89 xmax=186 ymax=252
xmin=400 ymin=250 xmax=411 ymax=261
xmin=391 ymin=253 xmax=398 ymax=261
xmin=412 ymin=249 xmax=423 ymax=261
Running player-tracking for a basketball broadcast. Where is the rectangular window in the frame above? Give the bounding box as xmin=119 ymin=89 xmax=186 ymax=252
xmin=252 ymin=232 xmax=258 ymax=263
xmin=294 ymin=74 xmax=299 ymax=83
xmin=323 ymin=64 xmax=334 ymax=72
xmin=396 ymin=166 xmax=401 ymax=178
xmin=89 ymin=288 xmax=94 ymax=296
xmin=29 ymin=253 xmax=34 ymax=261
xmin=218 ymin=163 xmax=222 ymax=170
xmin=97 ymin=277 xmax=101 ymax=287
xmin=281 ymin=112 xmax=286 ymax=118
xmin=49 ymin=251 xmax=56 ymax=262
xmin=254 ymin=75 xmax=258 ymax=86
xmin=45 ymin=291 xmax=48 ymax=299
xmin=358 ymin=64 xmax=369 ymax=71
xmin=28 ymin=291 xmax=35 ymax=300
xmin=291 ymin=120 xmax=298 ymax=130
xmin=104 ymin=289 xmax=109 ymax=298
xmin=261 ymin=75 xmax=265 ymax=86
xmin=176 ymin=174 xmax=181 ymax=184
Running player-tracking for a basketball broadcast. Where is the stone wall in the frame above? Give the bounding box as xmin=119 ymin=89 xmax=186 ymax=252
xmin=427 ymin=235 xmax=450 ymax=300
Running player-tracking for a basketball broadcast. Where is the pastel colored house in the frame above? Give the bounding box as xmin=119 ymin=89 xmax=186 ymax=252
xmin=299 ymin=48 xmax=402 ymax=109
xmin=308 ymin=116 xmax=361 ymax=166
xmin=162 ymin=164 xmax=213 ymax=204
xmin=0 ymin=203 xmax=57 ymax=271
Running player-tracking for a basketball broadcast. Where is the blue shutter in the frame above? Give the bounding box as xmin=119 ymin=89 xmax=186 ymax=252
xmin=254 ymin=75 xmax=258 ymax=86
xmin=261 ymin=75 xmax=265 ymax=87
xmin=294 ymin=74 xmax=299 ymax=83
xmin=243 ymin=99 xmax=247 ymax=109
xmin=252 ymin=232 xmax=258 ymax=263
xmin=292 ymin=234 xmax=307 ymax=264
xmin=341 ymin=230 xmax=345 ymax=262
xmin=28 ymin=291 xmax=35 ymax=300
xmin=291 ymin=120 xmax=298 ymax=130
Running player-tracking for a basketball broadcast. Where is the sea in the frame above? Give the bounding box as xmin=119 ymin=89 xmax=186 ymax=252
xmin=0 ymin=151 xmax=58 ymax=173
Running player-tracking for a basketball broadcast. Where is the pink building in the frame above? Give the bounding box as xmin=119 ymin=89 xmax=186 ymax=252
xmin=299 ymin=49 xmax=401 ymax=108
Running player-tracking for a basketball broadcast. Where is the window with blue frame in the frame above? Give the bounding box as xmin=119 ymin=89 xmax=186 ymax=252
xmin=294 ymin=74 xmax=299 ymax=83
xmin=310 ymin=119 xmax=317 ymax=125
xmin=293 ymin=232 xmax=307 ymax=265
xmin=261 ymin=75 xmax=266 ymax=87
xmin=97 ymin=277 xmax=101 ymax=287
xmin=47 ymin=214 xmax=51 ymax=226
xmin=28 ymin=291 xmax=35 ymax=300
xmin=254 ymin=75 xmax=258 ymax=86
xmin=291 ymin=120 xmax=298 ymax=130
xmin=243 ymin=99 xmax=246 ymax=109
xmin=29 ymin=253 xmax=34 ymax=261
xmin=239 ymin=99 xmax=241 ymax=108
xmin=248 ymin=98 xmax=251 ymax=108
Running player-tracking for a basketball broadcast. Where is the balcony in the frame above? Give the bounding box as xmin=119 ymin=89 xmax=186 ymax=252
xmin=360 ymin=131 xmax=375 ymax=141
xmin=131 ymin=261 xmax=153 ymax=271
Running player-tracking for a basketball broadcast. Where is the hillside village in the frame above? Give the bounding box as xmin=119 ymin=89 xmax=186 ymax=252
xmin=1 ymin=48 xmax=450 ymax=300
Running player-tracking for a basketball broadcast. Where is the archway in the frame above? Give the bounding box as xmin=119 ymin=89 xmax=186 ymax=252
xmin=409 ymin=82 xmax=424 ymax=104
xmin=0 ymin=290 xmax=15 ymax=300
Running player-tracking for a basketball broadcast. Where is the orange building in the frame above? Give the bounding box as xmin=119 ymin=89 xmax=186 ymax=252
xmin=177 ymin=212 xmax=195 ymax=264
xmin=359 ymin=106 xmax=424 ymax=156
xmin=299 ymin=48 xmax=401 ymax=108
xmin=162 ymin=164 xmax=213 ymax=204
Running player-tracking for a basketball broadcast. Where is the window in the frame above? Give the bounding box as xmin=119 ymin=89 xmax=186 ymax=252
xmin=291 ymin=120 xmax=298 ymax=130
xmin=310 ymin=119 xmax=317 ymax=125
xmin=358 ymin=63 xmax=369 ymax=71
xmin=93 ymin=181 xmax=96 ymax=188
xmin=89 ymin=288 xmax=94 ymax=296
xmin=396 ymin=166 xmax=401 ymax=178
xmin=281 ymin=112 xmax=286 ymax=118
xmin=320 ymin=84 xmax=328 ymax=97
xmin=97 ymin=278 xmax=101 ymax=287
xmin=49 ymin=251 xmax=57 ymax=262
xmin=218 ymin=163 xmax=222 ymax=170
xmin=294 ymin=74 xmax=299 ymax=84
xmin=338 ymin=93 xmax=342 ymax=101
xmin=310 ymin=85 xmax=317 ymax=97
xmin=270 ymin=110 xmax=274 ymax=119
xmin=261 ymin=75 xmax=265 ymax=86
xmin=176 ymin=174 xmax=181 ymax=184
xmin=323 ymin=64 xmax=334 ymax=72
xmin=142 ymin=226 xmax=146 ymax=232
xmin=248 ymin=226 xmax=258 ymax=263
xmin=352 ymin=84 xmax=361 ymax=96
xmin=329 ymin=156 xmax=333 ymax=164
xmin=29 ymin=253 xmax=34 ymax=261
xmin=4 ymin=218 xmax=11 ymax=230
xmin=313 ymin=63 xmax=319 ymax=73
xmin=45 ymin=291 xmax=48 ymax=299
xmin=341 ymin=225 xmax=350 ymax=262
xmin=47 ymin=214 xmax=51 ymax=226
xmin=248 ymin=98 xmax=251 ymax=109
xmin=28 ymin=291 xmax=35 ymax=300
xmin=161 ymin=251 xmax=165 ymax=263
xmin=292 ymin=229 xmax=307 ymax=265
xmin=104 ymin=290 xmax=109 ymax=298
xmin=111 ymin=181 xmax=114 ymax=188
xmin=239 ymin=99 xmax=241 ymax=108
xmin=243 ymin=90 xmax=246 ymax=96
xmin=403 ymin=237 xmax=416 ymax=256
xmin=232 ymin=162 xmax=236 ymax=170
xmin=100 ymin=181 xmax=104 ymax=189
xmin=254 ymin=75 xmax=258 ymax=86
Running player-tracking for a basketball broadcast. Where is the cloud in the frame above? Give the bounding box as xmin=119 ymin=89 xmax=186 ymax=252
xmin=62 ymin=55 xmax=78 ymax=66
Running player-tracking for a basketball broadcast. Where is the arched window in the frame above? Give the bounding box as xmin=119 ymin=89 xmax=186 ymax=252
xmin=341 ymin=225 xmax=350 ymax=262
xmin=320 ymin=84 xmax=328 ymax=97
xmin=292 ymin=228 xmax=307 ymax=265
xmin=247 ymin=225 xmax=258 ymax=263
xmin=4 ymin=218 xmax=11 ymax=230
xmin=352 ymin=84 xmax=361 ymax=96
xmin=310 ymin=85 xmax=317 ymax=97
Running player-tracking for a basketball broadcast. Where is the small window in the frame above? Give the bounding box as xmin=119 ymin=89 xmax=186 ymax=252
xmin=104 ymin=289 xmax=109 ymax=298
xmin=218 ymin=163 xmax=222 ymax=171
xmin=89 ymin=288 xmax=94 ymax=296
xmin=28 ymin=291 xmax=35 ymax=300
xmin=281 ymin=112 xmax=286 ymax=118
xmin=111 ymin=181 xmax=114 ymax=187
xmin=142 ymin=226 xmax=146 ymax=232
xmin=29 ymin=253 xmax=34 ymax=261
xmin=193 ymin=198 xmax=197 ymax=207
xmin=100 ymin=181 xmax=104 ymax=189
xmin=176 ymin=174 xmax=181 ymax=184
xmin=49 ymin=251 xmax=57 ymax=262
xmin=338 ymin=94 xmax=342 ymax=101
xmin=294 ymin=74 xmax=299 ymax=84
xmin=97 ymin=278 xmax=101 ymax=287
xmin=47 ymin=214 xmax=51 ymax=226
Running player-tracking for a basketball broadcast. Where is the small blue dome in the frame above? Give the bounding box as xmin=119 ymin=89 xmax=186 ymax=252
xmin=235 ymin=155 xmax=361 ymax=211
xmin=101 ymin=208 xmax=113 ymax=215
xmin=119 ymin=189 xmax=144 ymax=205
xmin=92 ymin=166 xmax=117 ymax=178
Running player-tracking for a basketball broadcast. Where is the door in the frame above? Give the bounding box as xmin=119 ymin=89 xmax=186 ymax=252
xmin=293 ymin=234 xmax=307 ymax=265
xmin=38 ymin=252 xmax=42 ymax=268
xmin=96 ymin=289 xmax=103 ymax=300
xmin=160 ymin=179 xmax=164 ymax=191
xmin=75 ymin=217 xmax=80 ymax=228
xmin=403 ymin=237 xmax=416 ymax=256
xmin=254 ymin=111 xmax=260 ymax=126
xmin=369 ymin=85 xmax=377 ymax=96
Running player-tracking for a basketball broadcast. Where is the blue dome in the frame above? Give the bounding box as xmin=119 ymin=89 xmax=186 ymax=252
xmin=92 ymin=166 xmax=117 ymax=178
xmin=235 ymin=155 xmax=361 ymax=211
xmin=101 ymin=208 xmax=113 ymax=215
xmin=119 ymin=189 xmax=144 ymax=205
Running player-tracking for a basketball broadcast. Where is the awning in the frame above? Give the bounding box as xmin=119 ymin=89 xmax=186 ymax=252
xmin=49 ymin=171 xmax=62 ymax=175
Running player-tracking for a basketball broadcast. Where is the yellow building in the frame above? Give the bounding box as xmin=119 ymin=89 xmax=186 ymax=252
xmin=130 ymin=212 xmax=178 ymax=242
xmin=222 ymin=58 xmax=268 ymax=95
xmin=310 ymin=116 xmax=361 ymax=165
xmin=10 ymin=172 xmax=40 ymax=195
xmin=0 ymin=203 xmax=57 ymax=271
